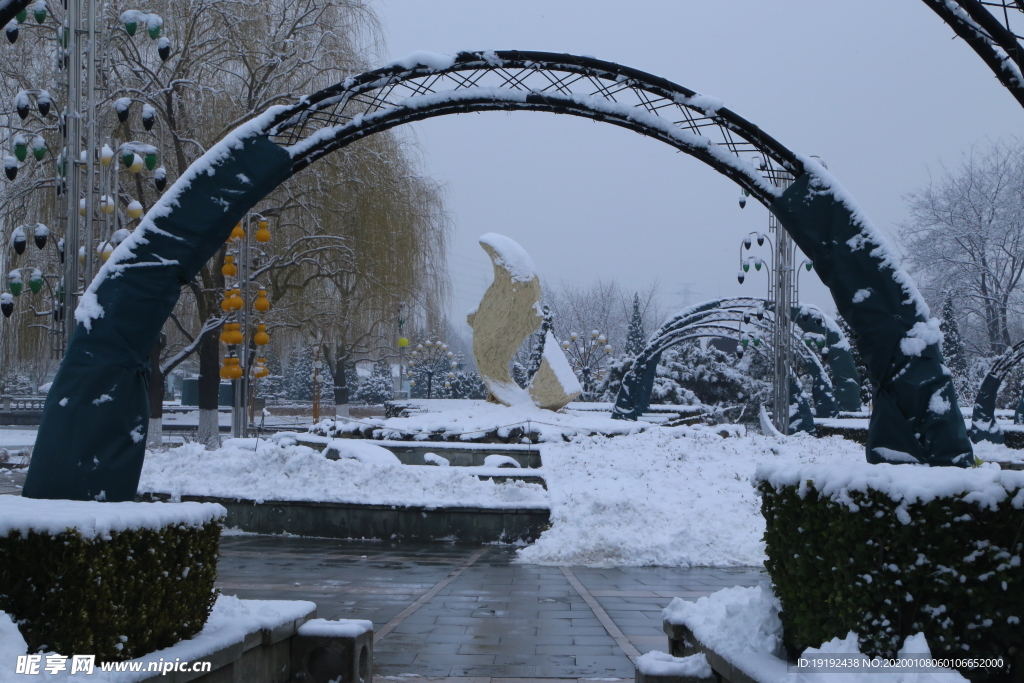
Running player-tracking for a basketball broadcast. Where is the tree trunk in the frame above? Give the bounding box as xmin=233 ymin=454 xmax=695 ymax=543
xmin=197 ymin=326 xmax=221 ymax=449
xmin=147 ymin=333 xmax=166 ymax=449
xmin=333 ymin=354 xmax=350 ymax=418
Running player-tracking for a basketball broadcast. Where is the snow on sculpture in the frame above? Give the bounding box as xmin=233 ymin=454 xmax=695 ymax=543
xmin=467 ymin=234 xmax=580 ymax=410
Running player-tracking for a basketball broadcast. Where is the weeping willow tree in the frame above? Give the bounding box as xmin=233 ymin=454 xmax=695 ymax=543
xmin=0 ymin=0 xmax=451 ymax=443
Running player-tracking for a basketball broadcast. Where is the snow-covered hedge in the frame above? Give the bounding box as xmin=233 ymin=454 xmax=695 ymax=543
xmin=756 ymin=462 xmax=1024 ymax=678
xmin=0 ymin=497 xmax=224 ymax=662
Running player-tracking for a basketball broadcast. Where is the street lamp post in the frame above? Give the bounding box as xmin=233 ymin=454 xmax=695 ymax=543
xmin=738 ymin=187 xmax=816 ymax=435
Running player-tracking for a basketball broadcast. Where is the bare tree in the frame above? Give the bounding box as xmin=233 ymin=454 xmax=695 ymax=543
xmin=900 ymin=140 xmax=1024 ymax=356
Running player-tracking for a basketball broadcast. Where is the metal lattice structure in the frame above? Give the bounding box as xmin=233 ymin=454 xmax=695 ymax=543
xmin=260 ymin=51 xmax=803 ymax=208
xmin=611 ymin=298 xmax=844 ymax=424
xmin=922 ymin=0 xmax=1024 ymax=107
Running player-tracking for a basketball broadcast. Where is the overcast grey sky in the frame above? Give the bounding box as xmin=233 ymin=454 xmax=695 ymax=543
xmin=369 ymin=0 xmax=1022 ymax=332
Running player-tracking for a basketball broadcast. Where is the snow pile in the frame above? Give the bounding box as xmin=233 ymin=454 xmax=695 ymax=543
xmin=479 ymin=232 xmax=537 ymax=283
xmin=297 ymin=618 xmax=373 ymax=638
xmin=323 ymin=440 xmax=401 ymax=466
xmin=423 ymin=452 xmax=450 ymax=466
xmin=517 ymin=427 xmax=863 ymax=567
xmin=317 ymin=399 xmax=649 ymax=443
xmin=756 ymin=460 xmax=1024 ymax=515
xmin=635 ymin=651 xmax=711 ymax=678
xmin=0 ymin=611 xmax=26 ymax=662
xmin=139 ymin=441 xmax=547 ymax=509
xmin=663 ymin=587 xmax=967 ymax=683
xmin=484 ymin=454 xmax=521 ymax=468
xmin=0 ymin=497 xmax=224 ymax=540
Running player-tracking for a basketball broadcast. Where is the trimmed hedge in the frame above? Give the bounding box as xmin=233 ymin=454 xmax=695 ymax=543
xmin=0 ymin=519 xmax=221 ymax=662
xmin=758 ymin=473 xmax=1023 ymax=681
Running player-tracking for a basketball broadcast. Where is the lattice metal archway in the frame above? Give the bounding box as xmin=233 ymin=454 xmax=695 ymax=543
xmin=24 ymin=50 xmax=973 ymax=501
xmin=610 ymin=298 xmax=850 ymax=426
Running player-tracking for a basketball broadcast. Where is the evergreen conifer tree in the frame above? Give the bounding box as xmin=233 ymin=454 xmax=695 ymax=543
xmin=352 ymin=359 xmax=394 ymax=405
xmin=939 ymin=292 xmax=971 ymax=403
xmin=625 ymin=293 xmax=646 ymax=357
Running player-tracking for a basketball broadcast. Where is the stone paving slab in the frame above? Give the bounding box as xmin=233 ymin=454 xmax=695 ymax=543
xmin=215 ymin=535 xmax=767 ymax=679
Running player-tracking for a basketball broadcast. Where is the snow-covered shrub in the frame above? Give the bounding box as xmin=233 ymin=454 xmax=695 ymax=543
xmin=352 ymin=359 xmax=393 ymax=405
xmin=0 ymin=498 xmax=223 ymax=662
xmin=757 ymin=462 xmax=1023 ymax=679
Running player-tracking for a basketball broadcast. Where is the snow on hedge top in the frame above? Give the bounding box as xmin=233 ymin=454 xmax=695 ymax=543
xmin=0 ymin=497 xmax=225 ymax=540
xmin=479 ymin=233 xmax=537 ymax=283
xmin=75 ymin=105 xmax=291 ymax=331
xmin=756 ymin=461 xmax=1024 ymax=514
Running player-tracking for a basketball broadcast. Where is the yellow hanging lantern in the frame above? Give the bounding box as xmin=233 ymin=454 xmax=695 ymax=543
xmin=253 ymin=323 xmax=270 ymax=346
xmin=254 ymin=289 xmax=270 ymax=312
xmin=226 ymin=359 xmax=243 ymax=380
xmin=100 ymin=145 xmax=114 ymax=167
xmin=78 ymin=198 xmax=87 ymax=217
xmin=221 ymin=255 xmax=237 ymax=277
xmin=219 ymin=360 xmax=231 ymax=379
xmin=228 ymin=288 xmax=243 ymax=310
xmin=229 ymin=223 xmax=245 ymax=241
xmin=98 ymin=242 xmax=113 ymax=262
xmin=99 ymin=195 xmax=116 ymax=215
xmin=255 ymin=219 xmax=270 ymax=243
xmin=253 ymin=358 xmax=269 ymax=379
xmin=228 ymin=323 xmax=244 ymax=346
xmin=220 ymin=291 xmax=232 ymax=312
xmin=219 ymin=325 xmax=230 ymax=345
xmin=126 ymin=200 xmax=143 ymax=219
xmin=398 ymin=337 xmax=409 ymax=347
xmin=128 ymin=153 xmax=144 ymax=173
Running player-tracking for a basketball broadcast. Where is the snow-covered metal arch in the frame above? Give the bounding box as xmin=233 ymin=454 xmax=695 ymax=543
xmin=967 ymin=339 xmax=1024 ymax=443
xmin=24 ymin=50 xmax=973 ymax=502
xmin=611 ymin=298 xmax=843 ymax=425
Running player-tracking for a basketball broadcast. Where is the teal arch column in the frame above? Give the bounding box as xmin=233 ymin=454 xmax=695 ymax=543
xmin=22 ymin=135 xmax=292 ymax=501
xmin=770 ymin=173 xmax=972 ymax=466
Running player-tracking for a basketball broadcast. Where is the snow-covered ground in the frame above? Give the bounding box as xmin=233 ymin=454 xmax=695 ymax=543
xmin=517 ymin=427 xmax=862 ymax=567
xmin=139 ymin=441 xmax=548 ymax=510
xmin=141 ymin=420 xmax=869 ymax=567
xmin=317 ymin=399 xmax=651 ymax=442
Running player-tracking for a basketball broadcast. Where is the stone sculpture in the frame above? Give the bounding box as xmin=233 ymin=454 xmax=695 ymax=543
xmin=467 ymin=234 xmax=580 ymax=410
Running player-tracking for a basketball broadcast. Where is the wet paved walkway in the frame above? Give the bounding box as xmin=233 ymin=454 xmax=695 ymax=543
xmin=217 ymin=535 xmax=768 ymax=681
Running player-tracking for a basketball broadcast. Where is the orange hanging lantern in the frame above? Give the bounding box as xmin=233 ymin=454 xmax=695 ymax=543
xmin=220 ymin=291 xmax=232 ymax=312
xmin=255 ymin=219 xmax=270 ymax=243
xmin=253 ymin=323 xmax=270 ymax=346
xmin=219 ymin=359 xmax=231 ymax=379
xmin=226 ymin=359 xmax=243 ymax=380
xmin=229 ymin=222 xmax=245 ymax=241
xmin=254 ymin=289 xmax=270 ymax=312
xmin=221 ymin=255 xmax=237 ymax=277
xmin=254 ymin=357 xmax=269 ymax=379
xmin=228 ymin=288 xmax=243 ymax=310
xmin=219 ymin=324 xmax=230 ymax=344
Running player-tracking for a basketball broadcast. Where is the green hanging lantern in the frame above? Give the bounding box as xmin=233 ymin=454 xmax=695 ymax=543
xmin=28 ymin=269 xmax=43 ymax=294
xmin=742 ymin=261 xmax=750 ymax=272
xmin=13 ymin=136 xmax=27 ymax=163
xmin=147 ymin=16 xmax=162 ymax=40
xmin=121 ymin=150 xmax=134 ymax=168
xmin=31 ymin=136 xmax=46 ymax=161
xmin=15 ymin=9 xmax=26 ymax=23
xmin=33 ymin=2 xmax=46 ymax=24
xmin=8 ymin=274 xmax=23 ymax=296
xmin=144 ymin=152 xmax=157 ymax=170
xmin=753 ymin=337 xmax=761 ymax=347
xmin=740 ymin=337 xmax=749 ymax=348
xmin=805 ymin=261 xmax=814 ymax=272
xmin=124 ymin=18 xmax=137 ymax=35
xmin=754 ymin=259 xmax=762 ymax=271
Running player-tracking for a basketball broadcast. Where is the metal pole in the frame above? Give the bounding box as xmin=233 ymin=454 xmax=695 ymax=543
xmin=82 ymin=0 xmax=97 ymax=288
xmin=771 ymin=173 xmax=794 ymax=435
xmin=231 ymin=215 xmax=250 ymax=438
xmin=63 ymin=0 xmax=82 ymax=351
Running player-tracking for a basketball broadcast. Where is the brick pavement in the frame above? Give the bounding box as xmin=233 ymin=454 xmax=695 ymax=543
xmin=216 ymin=535 xmax=768 ymax=681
